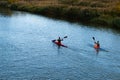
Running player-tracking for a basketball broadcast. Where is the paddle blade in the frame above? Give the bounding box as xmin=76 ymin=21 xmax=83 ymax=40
xmin=52 ymin=40 xmax=56 ymax=42
xmin=64 ymin=36 xmax=68 ymax=38
xmin=92 ymin=37 xmax=95 ymax=40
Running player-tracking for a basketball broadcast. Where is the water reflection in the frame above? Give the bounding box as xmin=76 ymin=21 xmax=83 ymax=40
xmin=0 ymin=7 xmax=13 ymax=16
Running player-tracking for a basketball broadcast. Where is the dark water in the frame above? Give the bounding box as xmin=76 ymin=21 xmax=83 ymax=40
xmin=0 ymin=8 xmax=120 ymax=80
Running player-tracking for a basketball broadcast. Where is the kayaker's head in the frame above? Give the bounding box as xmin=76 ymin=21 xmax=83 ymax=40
xmin=97 ymin=41 xmax=99 ymax=44
xmin=58 ymin=37 xmax=60 ymax=39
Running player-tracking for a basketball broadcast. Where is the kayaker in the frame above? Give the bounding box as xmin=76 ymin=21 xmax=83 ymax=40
xmin=57 ymin=37 xmax=63 ymax=45
xmin=97 ymin=41 xmax=100 ymax=48
xmin=94 ymin=41 xmax=100 ymax=48
xmin=52 ymin=36 xmax=67 ymax=48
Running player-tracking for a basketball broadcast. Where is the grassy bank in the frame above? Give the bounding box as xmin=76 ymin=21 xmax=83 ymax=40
xmin=0 ymin=0 xmax=120 ymax=29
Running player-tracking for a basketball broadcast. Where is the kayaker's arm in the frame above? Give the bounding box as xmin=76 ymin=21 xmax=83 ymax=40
xmin=62 ymin=36 xmax=68 ymax=41
xmin=92 ymin=37 xmax=96 ymax=43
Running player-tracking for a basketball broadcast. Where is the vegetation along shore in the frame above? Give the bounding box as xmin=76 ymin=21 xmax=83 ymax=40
xmin=0 ymin=0 xmax=120 ymax=30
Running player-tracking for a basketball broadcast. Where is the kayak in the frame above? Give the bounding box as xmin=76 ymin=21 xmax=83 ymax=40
xmin=88 ymin=44 xmax=108 ymax=52
xmin=52 ymin=40 xmax=67 ymax=48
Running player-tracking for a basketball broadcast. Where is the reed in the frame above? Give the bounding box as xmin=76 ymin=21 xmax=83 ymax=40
xmin=0 ymin=0 xmax=120 ymax=29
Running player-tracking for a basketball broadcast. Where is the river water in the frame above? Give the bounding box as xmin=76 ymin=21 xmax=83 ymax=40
xmin=0 ymin=8 xmax=120 ymax=80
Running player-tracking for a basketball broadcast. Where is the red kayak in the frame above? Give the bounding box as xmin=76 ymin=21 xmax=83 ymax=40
xmin=52 ymin=40 xmax=67 ymax=48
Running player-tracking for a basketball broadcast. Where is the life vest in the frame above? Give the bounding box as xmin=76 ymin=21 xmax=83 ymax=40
xmin=94 ymin=44 xmax=100 ymax=49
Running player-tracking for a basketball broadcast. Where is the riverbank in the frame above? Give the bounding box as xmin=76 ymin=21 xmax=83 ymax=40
xmin=0 ymin=0 xmax=120 ymax=29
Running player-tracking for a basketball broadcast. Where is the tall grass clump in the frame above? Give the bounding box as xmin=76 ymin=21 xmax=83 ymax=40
xmin=0 ymin=0 xmax=120 ymax=30
xmin=7 ymin=0 xmax=18 ymax=4
xmin=112 ymin=17 xmax=120 ymax=29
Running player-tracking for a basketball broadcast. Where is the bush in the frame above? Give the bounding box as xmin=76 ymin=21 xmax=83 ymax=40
xmin=8 ymin=0 xmax=18 ymax=4
xmin=90 ymin=14 xmax=115 ymax=27
xmin=112 ymin=17 xmax=120 ymax=29
xmin=78 ymin=2 xmax=90 ymax=6
xmin=59 ymin=0 xmax=79 ymax=5
xmin=90 ymin=18 xmax=109 ymax=26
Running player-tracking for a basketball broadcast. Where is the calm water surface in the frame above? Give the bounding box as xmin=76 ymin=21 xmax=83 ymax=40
xmin=0 ymin=8 xmax=120 ymax=80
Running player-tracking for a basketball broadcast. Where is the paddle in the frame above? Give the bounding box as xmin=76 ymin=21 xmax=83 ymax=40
xmin=61 ymin=36 xmax=68 ymax=41
xmin=92 ymin=37 xmax=96 ymax=43
xmin=52 ymin=36 xmax=68 ymax=42
xmin=64 ymin=36 xmax=68 ymax=38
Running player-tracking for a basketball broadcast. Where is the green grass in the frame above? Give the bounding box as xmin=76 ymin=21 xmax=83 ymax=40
xmin=0 ymin=0 xmax=120 ymax=30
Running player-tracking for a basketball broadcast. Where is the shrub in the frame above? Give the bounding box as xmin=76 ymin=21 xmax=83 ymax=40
xmin=112 ymin=17 xmax=120 ymax=29
xmin=78 ymin=1 xmax=90 ymax=6
xmin=7 ymin=0 xmax=18 ymax=4
xmin=59 ymin=0 xmax=79 ymax=5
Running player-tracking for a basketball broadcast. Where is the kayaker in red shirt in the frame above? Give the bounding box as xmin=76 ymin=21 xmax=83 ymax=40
xmin=57 ymin=37 xmax=63 ymax=45
xmin=94 ymin=41 xmax=100 ymax=48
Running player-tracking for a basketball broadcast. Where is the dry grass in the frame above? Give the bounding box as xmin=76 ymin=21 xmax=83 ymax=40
xmin=8 ymin=0 xmax=119 ymax=11
xmin=15 ymin=0 xmax=119 ymax=13
xmin=0 ymin=0 xmax=120 ymax=29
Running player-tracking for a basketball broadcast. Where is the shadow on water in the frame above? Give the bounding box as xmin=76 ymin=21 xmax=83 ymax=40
xmin=52 ymin=45 xmax=69 ymax=55
xmin=51 ymin=42 xmax=87 ymax=54
xmin=67 ymin=46 xmax=88 ymax=53
xmin=0 ymin=7 xmax=13 ymax=16
xmin=52 ymin=41 xmax=97 ymax=55
xmin=79 ymin=22 xmax=120 ymax=35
